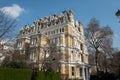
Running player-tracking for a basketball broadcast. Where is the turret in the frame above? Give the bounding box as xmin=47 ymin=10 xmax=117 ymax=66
xmin=69 ymin=10 xmax=74 ymax=24
xmin=78 ymin=21 xmax=84 ymax=34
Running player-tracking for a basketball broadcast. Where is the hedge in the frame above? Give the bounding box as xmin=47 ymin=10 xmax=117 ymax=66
xmin=0 ymin=68 xmax=60 ymax=80
xmin=37 ymin=71 xmax=60 ymax=80
xmin=0 ymin=68 xmax=32 ymax=80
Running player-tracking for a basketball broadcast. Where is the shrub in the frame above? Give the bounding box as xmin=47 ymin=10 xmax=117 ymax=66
xmin=0 ymin=68 xmax=60 ymax=80
xmin=37 ymin=71 xmax=60 ymax=80
xmin=0 ymin=68 xmax=32 ymax=80
xmin=1 ymin=60 xmax=27 ymax=68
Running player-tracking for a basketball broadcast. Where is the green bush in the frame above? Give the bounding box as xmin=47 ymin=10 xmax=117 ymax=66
xmin=0 ymin=68 xmax=60 ymax=80
xmin=37 ymin=71 xmax=60 ymax=80
xmin=0 ymin=68 xmax=32 ymax=80
xmin=1 ymin=60 xmax=27 ymax=68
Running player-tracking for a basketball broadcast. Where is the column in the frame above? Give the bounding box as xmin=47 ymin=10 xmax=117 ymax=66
xmin=82 ymin=66 xmax=86 ymax=80
xmin=85 ymin=67 xmax=89 ymax=80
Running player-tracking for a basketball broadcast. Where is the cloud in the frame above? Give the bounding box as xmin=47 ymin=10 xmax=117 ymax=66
xmin=0 ymin=4 xmax=25 ymax=18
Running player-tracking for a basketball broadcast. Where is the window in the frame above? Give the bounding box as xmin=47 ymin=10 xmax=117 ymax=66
xmin=80 ymin=44 xmax=83 ymax=50
xmin=78 ymin=27 xmax=80 ymax=32
xmin=46 ymin=50 xmax=49 ymax=58
xmin=31 ymin=38 xmax=37 ymax=45
xmin=72 ymin=67 xmax=74 ymax=76
xmin=84 ymin=68 xmax=87 ymax=77
xmin=78 ymin=55 xmax=80 ymax=60
xmin=62 ymin=28 xmax=64 ymax=32
xmin=71 ymin=51 xmax=74 ymax=61
xmin=38 ymin=22 xmax=40 ymax=26
xmin=33 ymin=26 xmax=35 ymax=32
xmin=80 ymin=68 xmax=83 ymax=77
xmin=60 ymin=29 xmax=61 ymax=32
xmin=56 ymin=29 xmax=58 ymax=33
xmin=71 ymin=51 xmax=73 ymax=53
xmin=59 ymin=49 xmax=61 ymax=52
xmin=48 ymin=31 xmax=50 ymax=35
xmin=51 ymin=31 xmax=53 ymax=34
xmin=74 ymin=40 xmax=77 ymax=46
xmin=34 ymin=38 xmax=37 ymax=44
xmin=17 ymin=41 xmax=22 ymax=48
xmin=56 ymin=37 xmax=60 ymax=45
xmin=53 ymin=30 xmax=55 ymax=34
xmin=71 ymin=53 xmax=74 ymax=61
xmin=23 ymin=32 xmax=25 ymax=35
xmin=58 ymin=37 xmax=60 ymax=45
xmin=81 ymin=54 xmax=84 ymax=62
xmin=52 ymin=38 xmax=55 ymax=43
xmin=28 ymin=29 xmax=30 ymax=33
xmin=41 ymin=25 xmax=43 ymax=29
xmin=45 ymin=33 xmax=47 ymax=35
xmin=30 ymin=51 xmax=35 ymax=61
xmin=31 ymin=38 xmax=33 ymax=45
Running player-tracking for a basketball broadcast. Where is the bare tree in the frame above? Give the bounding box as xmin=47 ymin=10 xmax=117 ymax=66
xmin=0 ymin=10 xmax=17 ymax=39
xmin=98 ymin=39 xmax=113 ymax=72
xmin=85 ymin=18 xmax=114 ymax=76
xmin=41 ymin=41 xmax=63 ymax=72
xmin=0 ymin=9 xmax=18 ymax=52
xmin=0 ymin=10 xmax=18 ymax=66
xmin=112 ymin=51 xmax=120 ymax=77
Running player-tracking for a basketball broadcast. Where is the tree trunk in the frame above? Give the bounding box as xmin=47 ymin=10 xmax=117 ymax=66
xmin=105 ymin=55 xmax=108 ymax=73
xmin=95 ymin=48 xmax=99 ymax=79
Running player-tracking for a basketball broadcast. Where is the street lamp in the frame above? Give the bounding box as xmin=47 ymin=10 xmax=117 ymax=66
xmin=115 ymin=9 xmax=120 ymax=23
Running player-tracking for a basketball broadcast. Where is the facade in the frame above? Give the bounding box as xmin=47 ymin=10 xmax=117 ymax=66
xmin=15 ymin=10 xmax=89 ymax=80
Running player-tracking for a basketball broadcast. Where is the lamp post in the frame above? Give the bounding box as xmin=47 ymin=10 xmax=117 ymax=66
xmin=115 ymin=9 xmax=120 ymax=23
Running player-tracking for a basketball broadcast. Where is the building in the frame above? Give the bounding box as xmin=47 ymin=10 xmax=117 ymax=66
xmin=15 ymin=10 xmax=89 ymax=80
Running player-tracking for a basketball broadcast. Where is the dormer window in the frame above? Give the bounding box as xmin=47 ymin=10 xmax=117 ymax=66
xmin=17 ymin=41 xmax=22 ymax=48
xmin=22 ymin=31 xmax=25 ymax=35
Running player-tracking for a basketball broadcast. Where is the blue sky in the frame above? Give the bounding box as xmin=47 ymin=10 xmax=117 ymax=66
xmin=0 ymin=0 xmax=120 ymax=49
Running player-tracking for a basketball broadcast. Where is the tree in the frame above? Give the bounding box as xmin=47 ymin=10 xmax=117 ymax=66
xmin=0 ymin=10 xmax=17 ymax=39
xmin=112 ymin=51 xmax=120 ymax=77
xmin=1 ymin=47 xmax=30 ymax=68
xmin=0 ymin=10 xmax=19 ymax=68
xmin=85 ymin=18 xmax=114 ymax=77
xmin=41 ymin=41 xmax=63 ymax=72
xmin=0 ymin=9 xmax=17 ymax=52
xmin=98 ymin=39 xmax=113 ymax=72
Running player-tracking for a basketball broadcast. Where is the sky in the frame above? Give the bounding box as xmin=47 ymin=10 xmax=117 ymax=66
xmin=0 ymin=0 xmax=120 ymax=49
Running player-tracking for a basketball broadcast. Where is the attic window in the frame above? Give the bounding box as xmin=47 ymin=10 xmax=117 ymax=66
xmin=23 ymin=32 xmax=25 ymax=35
xmin=38 ymin=22 xmax=40 ymax=26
